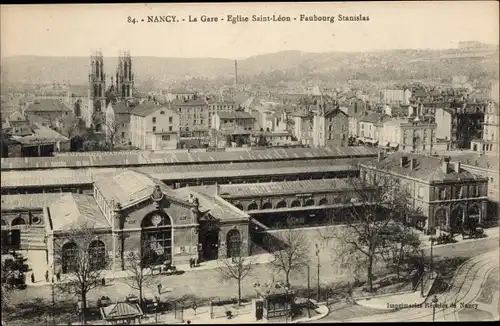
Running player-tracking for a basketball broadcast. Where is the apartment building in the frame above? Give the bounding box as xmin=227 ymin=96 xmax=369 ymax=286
xmin=130 ymin=103 xmax=179 ymax=150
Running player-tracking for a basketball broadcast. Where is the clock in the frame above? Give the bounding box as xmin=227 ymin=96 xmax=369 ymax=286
xmin=151 ymin=214 xmax=162 ymax=227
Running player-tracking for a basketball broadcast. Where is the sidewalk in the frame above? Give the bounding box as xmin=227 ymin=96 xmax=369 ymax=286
xmin=27 ymin=252 xmax=275 ymax=288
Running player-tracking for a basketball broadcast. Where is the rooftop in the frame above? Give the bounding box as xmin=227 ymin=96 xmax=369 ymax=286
xmin=47 ymin=193 xmax=110 ymax=232
xmin=131 ymin=103 xmax=172 ymax=117
xmin=202 ymin=178 xmax=354 ymax=198
xmin=94 ymin=170 xmax=185 ymax=208
xmin=216 ymin=111 xmax=255 ymax=119
xmin=101 ymin=302 xmax=143 ymax=320
xmin=10 ymin=122 xmax=69 ymax=145
xmin=25 ymin=99 xmax=72 ymax=113
xmin=1 ymin=193 xmax=66 ymax=211
xmin=362 ymin=152 xmax=487 ymax=183
xmin=0 ymin=146 xmax=379 ymax=171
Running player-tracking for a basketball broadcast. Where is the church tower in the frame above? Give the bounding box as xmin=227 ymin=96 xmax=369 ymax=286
xmin=116 ymin=50 xmax=134 ymax=100
xmin=87 ymin=50 xmax=106 ymax=132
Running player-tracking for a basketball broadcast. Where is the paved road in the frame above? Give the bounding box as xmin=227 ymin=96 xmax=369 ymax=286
xmin=8 ymin=236 xmax=498 ymax=313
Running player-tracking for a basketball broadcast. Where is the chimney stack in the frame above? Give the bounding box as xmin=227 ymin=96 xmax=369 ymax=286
xmin=234 ymin=60 xmax=238 ymax=86
xmin=441 ymin=157 xmax=451 ymax=174
xmin=400 ymin=155 xmax=408 ymax=167
xmin=410 ymin=158 xmax=417 ymax=170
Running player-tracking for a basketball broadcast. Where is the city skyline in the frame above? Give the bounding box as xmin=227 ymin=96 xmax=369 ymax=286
xmin=1 ymin=2 xmax=498 ymax=60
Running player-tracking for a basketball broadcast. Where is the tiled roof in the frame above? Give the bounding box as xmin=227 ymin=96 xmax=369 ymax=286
xmin=11 ymin=122 xmax=69 ymax=145
xmin=444 ymin=152 xmax=499 ymax=172
xmin=101 ymin=302 xmax=143 ymax=319
xmin=324 ymin=108 xmax=347 ymax=118
xmin=111 ymin=102 xmax=134 ymax=114
xmin=360 ymin=112 xmax=388 ymax=124
xmin=211 ymin=178 xmax=354 ymax=198
xmin=217 ymin=111 xmax=255 ymax=119
xmin=47 ymin=193 xmax=110 ymax=232
xmin=25 ymin=99 xmax=71 ymax=113
xmin=0 ymin=146 xmax=379 ymax=170
xmin=171 ymin=99 xmax=207 ymax=106
xmin=131 ymin=103 xmax=170 ymax=117
xmin=1 ymin=193 xmax=66 ymax=211
xmin=361 ymin=152 xmax=486 ymax=182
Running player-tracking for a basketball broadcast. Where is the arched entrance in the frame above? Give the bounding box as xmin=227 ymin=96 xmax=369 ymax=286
xmin=451 ymin=206 xmax=465 ymax=232
xmin=291 ymin=200 xmax=301 ymax=208
xmin=199 ymin=220 xmax=220 ymax=261
xmin=226 ymin=229 xmax=242 ymax=258
xmin=467 ymin=205 xmax=481 ymax=224
xmin=304 ymin=198 xmax=315 ymax=207
xmin=89 ymin=240 xmax=106 ymax=271
xmin=141 ymin=212 xmax=172 ymax=267
xmin=318 ymin=198 xmax=328 ymax=206
xmin=262 ymin=202 xmax=273 ymax=210
xmin=434 ymin=208 xmax=448 ymax=229
xmin=62 ymin=242 xmax=78 ymax=274
xmin=247 ymin=202 xmax=258 ymax=211
xmin=276 ymin=200 xmax=287 ymax=209
xmin=10 ymin=217 xmax=25 ymax=249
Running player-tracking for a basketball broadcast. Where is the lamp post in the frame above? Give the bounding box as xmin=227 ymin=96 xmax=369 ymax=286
xmin=429 ymin=237 xmax=435 ymax=279
xmin=432 ymin=295 xmax=438 ymax=322
xmin=284 ymin=285 xmax=290 ymax=324
xmin=315 ymin=244 xmax=320 ymax=302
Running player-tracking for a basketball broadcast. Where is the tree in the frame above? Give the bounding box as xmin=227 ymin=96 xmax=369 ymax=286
xmin=123 ymin=250 xmax=153 ymax=307
xmin=104 ymin=119 xmax=119 ymax=151
xmin=54 ymin=222 xmax=109 ymax=324
xmin=320 ymin=175 xmax=414 ymax=292
xmin=266 ymin=221 xmax=310 ymax=287
xmin=216 ymin=244 xmax=257 ymax=305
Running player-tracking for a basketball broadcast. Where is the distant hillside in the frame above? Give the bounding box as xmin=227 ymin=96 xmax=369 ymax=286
xmin=1 ymin=45 xmax=498 ymax=87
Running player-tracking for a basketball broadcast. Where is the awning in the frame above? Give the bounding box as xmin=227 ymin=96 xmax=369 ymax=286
xmin=389 ymin=142 xmax=399 ymax=148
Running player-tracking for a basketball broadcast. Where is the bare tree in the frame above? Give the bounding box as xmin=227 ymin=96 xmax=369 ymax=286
xmin=266 ymin=221 xmax=310 ymax=287
xmin=320 ymin=175 xmax=414 ymax=292
xmin=104 ymin=119 xmax=120 ymax=151
xmin=123 ymin=250 xmax=153 ymax=306
xmin=54 ymin=222 xmax=109 ymax=323
xmin=216 ymin=244 xmax=257 ymax=305
xmin=382 ymin=222 xmax=421 ymax=281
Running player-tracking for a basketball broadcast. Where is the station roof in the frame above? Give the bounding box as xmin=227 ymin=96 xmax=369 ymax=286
xmin=1 ymin=160 xmax=361 ymax=188
xmin=0 ymin=146 xmax=378 ymax=171
xmin=47 ymin=193 xmax=110 ymax=232
xmin=1 ymin=193 xmax=66 ymax=211
xmin=206 ymin=178 xmax=354 ymax=198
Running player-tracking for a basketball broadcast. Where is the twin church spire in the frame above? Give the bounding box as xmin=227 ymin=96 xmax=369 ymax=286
xmin=88 ymin=50 xmax=134 ymax=101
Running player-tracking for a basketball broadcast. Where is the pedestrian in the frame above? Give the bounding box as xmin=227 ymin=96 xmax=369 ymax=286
xmin=45 ymin=270 xmax=49 ymax=283
xmin=56 ymin=271 xmax=61 ymax=282
xmin=31 ymin=273 xmax=35 ymax=283
xmin=189 ymin=258 xmax=193 ymax=268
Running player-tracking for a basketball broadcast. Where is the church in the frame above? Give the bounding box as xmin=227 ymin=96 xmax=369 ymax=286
xmin=76 ymin=50 xmax=136 ymax=134
xmin=44 ymin=170 xmax=250 ymax=274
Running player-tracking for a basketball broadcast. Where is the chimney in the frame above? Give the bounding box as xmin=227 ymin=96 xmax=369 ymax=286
xmin=410 ymin=158 xmax=417 ymax=170
xmin=454 ymin=161 xmax=461 ymax=172
xmin=400 ymin=155 xmax=408 ymax=167
xmin=234 ymin=60 xmax=238 ymax=86
xmin=441 ymin=157 xmax=451 ymax=174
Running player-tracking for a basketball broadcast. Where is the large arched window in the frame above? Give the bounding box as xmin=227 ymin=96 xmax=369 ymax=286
xmin=62 ymin=242 xmax=78 ymax=274
xmin=89 ymin=240 xmax=106 ymax=271
xmin=276 ymin=200 xmax=287 ymax=209
xmin=290 ymin=200 xmax=302 ymax=208
xmin=247 ymin=202 xmax=258 ymax=211
xmin=226 ymin=229 xmax=242 ymax=258
xmin=141 ymin=212 xmax=173 ymax=267
xmin=262 ymin=202 xmax=273 ymax=210
xmin=318 ymin=198 xmax=328 ymax=206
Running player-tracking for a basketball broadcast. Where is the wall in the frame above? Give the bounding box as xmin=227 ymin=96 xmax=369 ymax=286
xmin=435 ymin=109 xmax=452 ymax=141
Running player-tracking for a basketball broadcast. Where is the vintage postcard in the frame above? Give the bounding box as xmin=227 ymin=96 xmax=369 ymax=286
xmin=0 ymin=1 xmax=499 ymax=324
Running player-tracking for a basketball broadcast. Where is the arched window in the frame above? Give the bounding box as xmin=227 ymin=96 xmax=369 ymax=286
xmin=276 ymin=200 xmax=287 ymax=209
xmin=11 ymin=217 xmax=26 ymax=227
xmin=226 ymin=229 xmax=241 ymax=258
xmin=318 ymin=198 xmax=328 ymax=206
xmin=62 ymin=242 xmax=78 ymax=274
xmin=234 ymin=203 xmax=244 ymax=211
xmin=262 ymin=202 xmax=273 ymax=210
xmin=291 ymin=200 xmax=302 ymax=208
xmin=89 ymin=240 xmax=106 ymax=271
xmin=247 ymin=202 xmax=258 ymax=211
xmin=434 ymin=208 xmax=447 ymax=228
xmin=1 ymin=219 xmax=6 ymax=226
xmin=304 ymin=198 xmax=315 ymax=207
xmin=468 ymin=205 xmax=481 ymax=220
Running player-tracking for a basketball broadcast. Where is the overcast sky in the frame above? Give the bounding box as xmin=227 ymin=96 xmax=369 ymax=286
xmin=1 ymin=2 xmax=498 ymax=59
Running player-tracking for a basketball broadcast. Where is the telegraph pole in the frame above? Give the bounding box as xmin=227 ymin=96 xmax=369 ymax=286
xmin=307 ymin=265 xmax=310 ymax=300
xmin=315 ymin=244 xmax=320 ymax=302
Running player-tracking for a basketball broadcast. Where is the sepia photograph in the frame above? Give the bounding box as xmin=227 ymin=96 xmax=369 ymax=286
xmin=0 ymin=1 xmax=499 ymax=324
